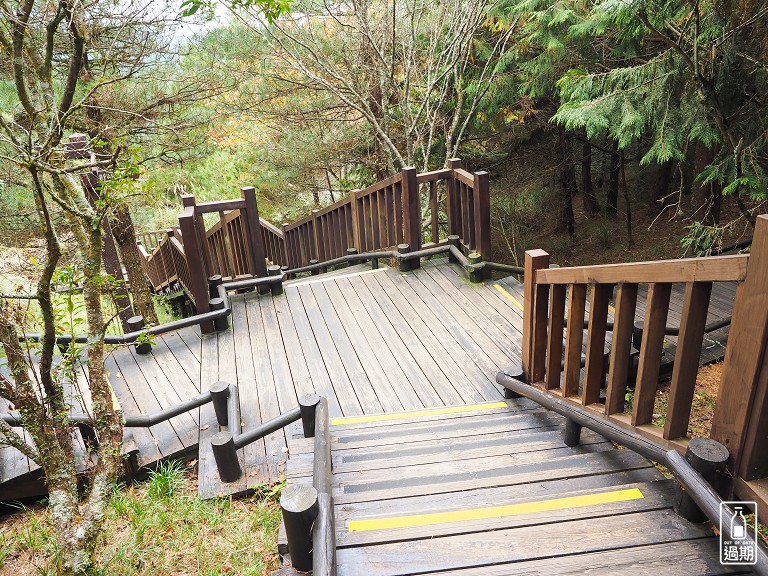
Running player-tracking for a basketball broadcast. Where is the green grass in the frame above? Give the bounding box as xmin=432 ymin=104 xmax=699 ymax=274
xmin=0 ymin=460 xmax=282 ymax=575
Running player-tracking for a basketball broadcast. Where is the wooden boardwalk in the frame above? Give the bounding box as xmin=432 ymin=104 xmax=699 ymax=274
xmin=282 ymin=400 xmax=745 ymax=575
xmin=0 ymin=259 xmax=737 ymax=503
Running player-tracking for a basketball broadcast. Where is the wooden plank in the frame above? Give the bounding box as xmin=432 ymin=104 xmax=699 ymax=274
xmin=369 ymin=270 xmax=487 ymax=404
xmin=606 ymin=283 xmax=638 ymax=415
xmin=260 ymin=295 xmax=300 ymax=414
xmin=295 ymin=283 xmax=369 ymax=415
xmin=230 ymin=296 xmax=268 ymax=483
xmin=196 ymin=332 xmax=220 ymax=497
xmin=355 ymin=272 xmax=447 ymax=407
xmin=386 ymin=267 xmax=505 ymax=399
xmin=288 ymin=428 xmax=609 ymax=477
xmin=632 ymin=283 xmax=672 ymax=426
xmin=307 ymin=282 xmax=383 ymax=413
xmin=563 ymin=284 xmax=586 ymax=397
xmin=419 ymin=540 xmax=743 ymax=576
xmin=664 ymin=282 xmax=713 ymax=439
xmin=199 ymin=304 xmax=249 ymax=498
xmin=245 ymin=294 xmax=288 ymax=482
xmin=538 ymin=254 xmax=748 ymax=284
xmin=413 ymin=265 xmax=517 ymax=366
xmin=129 ymin=346 xmax=198 ymax=448
xmin=336 ymin=479 xmax=675 ymax=548
xmin=110 ymin=346 xmax=184 ymax=459
xmin=104 ymin=353 xmax=160 ymax=465
xmin=335 ymin=509 xmax=714 ymax=576
xmin=583 ymin=283 xmax=612 ymax=405
xmin=332 ymin=467 xmax=661 ymax=526
xmin=283 ymin=287 xmax=344 ymax=416
xmin=321 ymin=280 xmax=404 ymax=412
xmin=546 ymin=284 xmax=566 ymax=390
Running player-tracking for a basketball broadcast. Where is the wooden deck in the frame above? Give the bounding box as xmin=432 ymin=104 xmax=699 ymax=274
xmin=0 ymin=259 xmax=737 ymax=503
xmin=282 ymin=400 xmax=746 ymax=575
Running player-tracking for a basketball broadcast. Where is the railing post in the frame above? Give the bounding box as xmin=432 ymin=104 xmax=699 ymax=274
xmin=473 ymin=171 xmax=491 ymax=265
xmin=268 ymin=264 xmax=283 ymax=296
xmin=179 ymin=198 xmax=213 ymax=332
xmin=674 ymin=438 xmax=729 ymax=522
xmin=209 ymin=381 xmax=231 ymax=426
xmin=712 ymin=214 xmax=768 ymax=480
xmin=522 ymin=249 xmax=550 ymax=384
xmin=299 ymin=393 xmax=321 ymax=438
xmin=447 ymin=159 xmax=462 ymax=237
xmin=401 ymin=167 xmax=422 ymax=263
xmin=350 ymin=189 xmax=361 ymax=252
xmin=241 ymin=187 xmax=268 ymax=287
xmin=211 ymin=431 xmax=242 ymax=482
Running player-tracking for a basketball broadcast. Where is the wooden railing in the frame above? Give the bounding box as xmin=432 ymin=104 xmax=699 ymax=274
xmin=137 ymin=158 xmax=492 ymax=317
xmin=520 ymin=214 xmax=768 ymax=507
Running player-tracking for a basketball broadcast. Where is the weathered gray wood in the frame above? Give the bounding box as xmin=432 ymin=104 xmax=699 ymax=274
xmin=334 ymin=276 xmax=428 ymax=410
xmin=308 ymin=282 xmax=384 ymax=413
xmin=420 ymin=540 xmax=744 ymax=576
xmin=336 ymin=479 xmax=675 ymax=547
xmin=245 ymin=294 xmax=288 ymax=482
xmin=321 ymin=280 xmax=404 ymax=412
xmin=196 ymin=332 xmax=220 ymax=497
xmin=335 ymin=508 xmax=713 ymax=576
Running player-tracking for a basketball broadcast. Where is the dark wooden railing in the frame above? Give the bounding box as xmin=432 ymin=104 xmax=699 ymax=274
xmin=520 ymin=214 xmax=768 ymax=515
xmin=138 ymin=158 xmax=492 ymax=315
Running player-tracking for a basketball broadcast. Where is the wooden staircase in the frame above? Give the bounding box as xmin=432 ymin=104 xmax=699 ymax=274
xmin=280 ymin=400 xmax=743 ymax=575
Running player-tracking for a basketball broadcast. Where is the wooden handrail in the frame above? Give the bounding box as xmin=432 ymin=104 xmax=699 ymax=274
xmin=537 ymin=254 xmax=749 ymax=284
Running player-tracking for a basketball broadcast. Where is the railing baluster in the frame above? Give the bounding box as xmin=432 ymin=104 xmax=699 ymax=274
xmin=429 ymin=180 xmax=438 ymax=243
xmin=564 ymin=284 xmax=587 ymax=397
xmin=631 ymin=282 xmax=672 ymax=426
xmin=371 ymin=190 xmax=381 ymax=249
xmin=664 ymin=282 xmax=713 ymax=439
xmin=473 ymin=171 xmax=490 ymax=259
xmin=394 ymin=179 xmax=404 ymax=245
xmin=583 ymin=283 xmax=612 ymax=406
xmin=546 ymin=284 xmax=566 ymax=390
xmin=605 ymin=283 xmax=639 ymax=415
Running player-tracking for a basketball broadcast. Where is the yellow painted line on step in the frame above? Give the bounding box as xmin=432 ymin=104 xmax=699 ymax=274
xmin=347 ymin=488 xmax=644 ymax=532
xmin=494 ymin=284 xmax=524 ymax=311
xmin=331 ymin=401 xmax=509 ymax=426
xmin=608 ymin=303 xmax=616 ymax=314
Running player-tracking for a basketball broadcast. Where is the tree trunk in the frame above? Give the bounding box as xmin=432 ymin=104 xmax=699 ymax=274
xmin=652 ymin=159 xmax=674 ymax=206
xmin=606 ymin=139 xmax=620 ymax=218
xmin=693 ymin=144 xmax=722 ymax=226
xmin=581 ymin=138 xmax=600 ymax=214
xmin=110 ymin=203 xmax=159 ymax=325
xmin=558 ymin=132 xmax=576 ymax=238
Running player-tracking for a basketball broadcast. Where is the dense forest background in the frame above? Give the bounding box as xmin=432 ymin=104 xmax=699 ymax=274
xmin=2 ymin=0 xmax=766 ymax=276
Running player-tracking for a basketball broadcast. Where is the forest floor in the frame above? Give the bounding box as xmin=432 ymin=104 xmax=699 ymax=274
xmin=0 ymin=460 xmax=282 ymax=576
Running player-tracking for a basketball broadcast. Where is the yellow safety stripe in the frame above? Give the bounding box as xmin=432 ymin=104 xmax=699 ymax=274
xmin=347 ymin=487 xmax=645 ymax=532
xmin=493 ymin=284 xmax=524 ymax=311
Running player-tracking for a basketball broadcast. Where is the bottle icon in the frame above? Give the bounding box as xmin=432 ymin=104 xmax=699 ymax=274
xmin=731 ymin=507 xmax=747 ymax=539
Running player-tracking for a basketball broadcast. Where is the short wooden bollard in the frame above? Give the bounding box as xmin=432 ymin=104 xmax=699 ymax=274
xmin=674 ymin=438 xmax=729 ymax=523
xmin=281 ymin=484 xmax=319 ymax=572
xmin=563 ymin=418 xmax=582 ymax=447
xmin=346 ymin=247 xmax=358 ymax=267
xmin=398 ymin=243 xmax=412 ymax=272
xmin=309 ymin=259 xmax=320 ymax=276
xmin=209 ymin=381 xmax=231 ymax=426
xmin=211 ymin=431 xmax=242 ymax=482
xmin=268 ymin=264 xmax=283 ymax=295
xmin=468 ymin=252 xmax=482 ymax=283
xmin=209 ymin=297 xmax=229 ymax=331
xmin=371 ymin=256 xmax=379 ymax=269
xmin=299 ymin=393 xmax=321 ymax=438
xmin=208 ymin=274 xmax=223 ymax=299
xmin=128 ymin=316 xmax=152 ymax=355
xmin=502 ymin=366 xmax=525 ymax=399
xmin=447 ymin=235 xmax=461 ymax=263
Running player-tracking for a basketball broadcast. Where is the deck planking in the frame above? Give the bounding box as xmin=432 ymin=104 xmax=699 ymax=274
xmin=280 ymin=400 xmax=737 ymax=575
xmin=0 ymin=259 xmax=740 ymax=505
